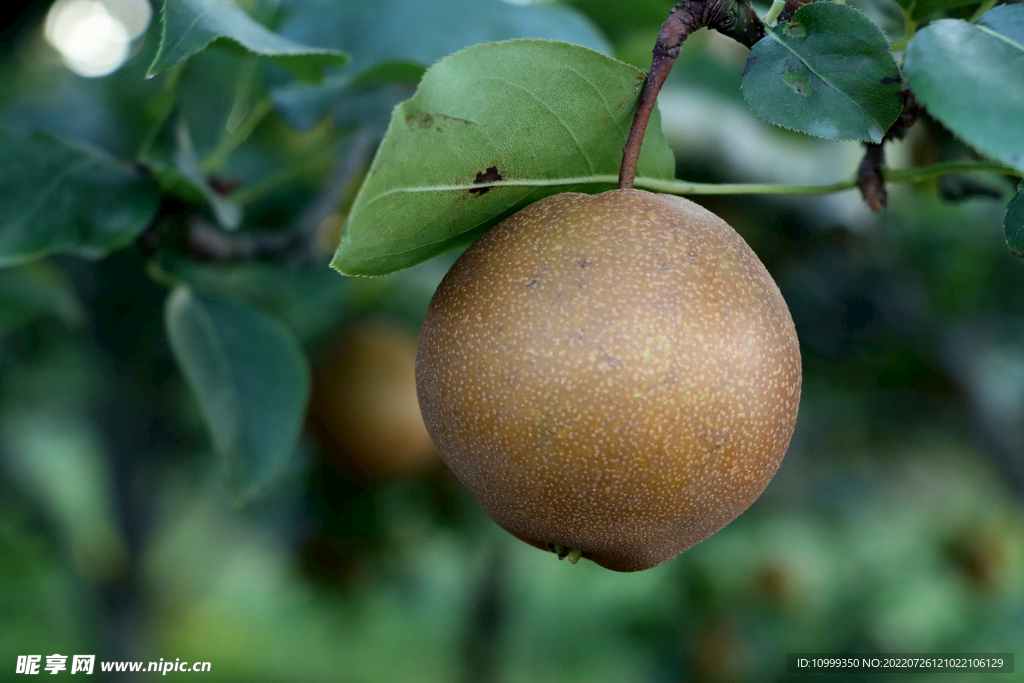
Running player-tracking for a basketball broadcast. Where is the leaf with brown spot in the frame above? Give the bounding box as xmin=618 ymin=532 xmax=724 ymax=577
xmin=470 ymin=167 xmax=503 ymax=196
xmin=741 ymin=3 xmax=901 ymax=142
xmin=332 ymin=39 xmax=675 ymax=276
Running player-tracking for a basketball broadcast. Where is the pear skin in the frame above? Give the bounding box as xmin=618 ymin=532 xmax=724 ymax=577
xmin=416 ymin=189 xmax=801 ymax=571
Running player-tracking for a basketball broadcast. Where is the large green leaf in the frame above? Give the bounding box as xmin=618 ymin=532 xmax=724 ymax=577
xmin=331 ymin=40 xmax=675 ymax=277
xmin=0 ymin=130 xmax=160 ymax=267
xmin=904 ymin=5 xmax=1024 ymax=173
xmin=741 ymin=2 xmax=902 ymax=142
xmin=1007 ymin=181 xmax=1024 ymax=258
xmin=148 ymin=0 xmax=349 ymax=82
xmin=165 ymin=286 xmax=310 ymax=501
xmin=982 ymin=3 xmax=1024 ymax=45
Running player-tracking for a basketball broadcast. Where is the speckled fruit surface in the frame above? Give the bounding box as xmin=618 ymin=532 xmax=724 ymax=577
xmin=415 ymin=189 xmax=801 ymax=572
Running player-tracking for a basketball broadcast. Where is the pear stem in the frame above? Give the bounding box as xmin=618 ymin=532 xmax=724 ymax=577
xmin=619 ymin=4 xmax=698 ymax=190
xmin=618 ymin=0 xmax=766 ymax=190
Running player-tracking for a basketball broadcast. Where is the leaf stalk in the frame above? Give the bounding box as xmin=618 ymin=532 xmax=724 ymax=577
xmin=449 ymin=161 xmax=1022 ymax=197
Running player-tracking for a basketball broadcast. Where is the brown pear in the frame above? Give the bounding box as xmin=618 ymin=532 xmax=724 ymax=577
xmin=311 ymin=323 xmax=438 ymax=481
xmin=416 ymin=189 xmax=801 ymax=571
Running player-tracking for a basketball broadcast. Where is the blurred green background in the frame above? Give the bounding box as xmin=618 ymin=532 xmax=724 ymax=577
xmin=2 ymin=0 xmax=1023 ymax=681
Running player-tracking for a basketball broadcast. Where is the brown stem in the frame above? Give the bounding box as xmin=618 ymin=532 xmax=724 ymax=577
xmin=618 ymin=0 xmax=764 ymax=190
xmin=856 ymin=88 xmax=920 ymax=211
xmin=619 ymin=3 xmax=704 ymax=190
xmin=890 ymin=88 xmax=921 ymax=141
xmin=858 ymin=143 xmax=887 ymax=211
xmin=182 ymin=218 xmax=300 ymax=262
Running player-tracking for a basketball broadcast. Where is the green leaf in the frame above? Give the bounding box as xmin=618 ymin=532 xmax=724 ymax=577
xmin=170 ymin=118 xmax=242 ymax=229
xmin=165 ymin=286 xmax=310 ymax=501
xmin=1007 ymin=180 xmax=1024 ymax=258
xmin=0 ymin=261 xmax=84 ymax=333
xmin=741 ymin=2 xmax=902 ymax=143
xmin=0 ymin=130 xmax=160 ymax=267
xmin=138 ymin=114 xmax=242 ymax=229
xmin=980 ymin=3 xmax=1024 ymax=46
xmin=331 ymin=40 xmax=675 ymax=277
xmin=148 ymin=0 xmax=350 ymax=82
xmin=904 ymin=6 xmax=1024 ymax=173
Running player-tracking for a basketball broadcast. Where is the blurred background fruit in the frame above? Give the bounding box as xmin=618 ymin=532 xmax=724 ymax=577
xmin=310 ymin=321 xmax=439 ymax=482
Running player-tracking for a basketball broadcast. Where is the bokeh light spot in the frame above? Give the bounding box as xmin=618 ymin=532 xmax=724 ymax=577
xmin=44 ymin=0 xmax=151 ymax=77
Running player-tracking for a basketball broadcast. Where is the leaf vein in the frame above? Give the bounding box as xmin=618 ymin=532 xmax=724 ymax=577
xmin=563 ymin=66 xmax=621 ymax=137
xmin=975 ymin=22 xmax=1024 ymax=53
xmin=479 ymin=76 xmax=597 ymax=174
xmin=164 ymin=4 xmax=217 ymax=61
xmin=767 ymin=29 xmax=880 ymax=128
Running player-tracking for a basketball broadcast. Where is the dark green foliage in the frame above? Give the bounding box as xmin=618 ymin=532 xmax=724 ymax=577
xmin=148 ymin=0 xmax=350 ymax=81
xmin=2 ymin=0 xmax=1024 ymax=678
xmin=904 ymin=4 xmax=1024 ymax=174
xmin=741 ymin=3 xmax=902 ymax=143
xmin=0 ymin=130 xmax=159 ymax=265
xmin=165 ymin=286 xmax=310 ymax=501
